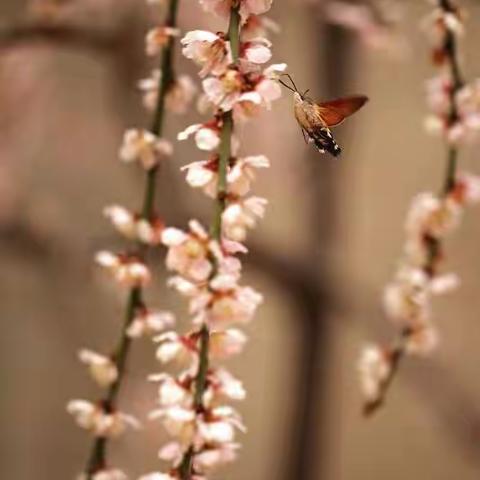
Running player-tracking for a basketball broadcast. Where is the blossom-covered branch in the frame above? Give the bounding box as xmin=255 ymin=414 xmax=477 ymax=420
xmin=140 ymin=1 xmax=284 ymax=479
xmin=359 ymin=0 xmax=480 ymax=416
xmin=67 ymin=1 xmax=197 ymax=478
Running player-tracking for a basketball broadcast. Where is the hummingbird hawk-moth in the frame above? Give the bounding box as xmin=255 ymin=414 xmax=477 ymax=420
xmin=279 ymin=74 xmax=368 ymax=157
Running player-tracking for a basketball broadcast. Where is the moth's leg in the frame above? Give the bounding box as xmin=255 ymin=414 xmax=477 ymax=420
xmin=301 ymin=128 xmax=309 ymax=144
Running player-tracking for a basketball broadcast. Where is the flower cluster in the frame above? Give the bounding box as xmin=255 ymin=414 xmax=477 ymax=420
xmin=359 ymin=0 xmax=479 ymax=415
xmin=68 ymin=0 xmax=184 ymax=478
xmin=141 ymin=1 xmax=283 ymax=478
xmin=324 ymin=0 xmax=407 ymax=56
xmin=359 ymin=174 xmax=480 ymax=407
xmin=424 ymin=2 xmax=480 ymax=143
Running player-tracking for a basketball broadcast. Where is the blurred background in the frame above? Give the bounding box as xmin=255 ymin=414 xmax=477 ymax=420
xmin=2 ymin=0 xmax=480 ymax=479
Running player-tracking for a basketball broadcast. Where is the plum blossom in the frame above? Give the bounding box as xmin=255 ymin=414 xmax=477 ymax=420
xmin=178 ymin=121 xmax=222 ymax=151
xmin=192 ymin=284 xmax=263 ymax=327
xmin=119 ymin=129 xmax=173 ymax=170
xmin=325 ymin=1 xmax=407 ymax=56
xmin=209 ymin=328 xmax=247 ymax=358
xmin=193 ymin=443 xmax=239 ymax=472
xmin=149 ymin=373 xmax=192 ymax=407
xmin=103 ymin=205 xmax=165 ymax=245
xmin=149 ymin=405 xmax=196 ymax=443
xmin=70 ymin=0 xmax=187 ymax=475
xmin=181 ymin=31 xmax=232 ymax=78
xmin=161 ymin=220 xmax=213 ymax=282
xmin=78 ymin=349 xmax=118 ymax=387
xmin=127 ymin=309 xmax=175 ymax=338
xmin=103 ymin=205 xmax=137 ymax=240
xmin=204 ymin=368 xmax=246 ymax=404
xmin=182 ymin=154 xmax=269 ymax=198
xmin=95 ymin=251 xmax=151 ymax=287
xmin=67 ymin=400 xmax=140 ymax=437
xmin=222 ymin=196 xmax=268 ymax=241
xmin=202 ymin=63 xmax=285 ymax=115
xmin=154 ymin=331 xmax=197 ymax=365
xmin=146 ymin=26 xmax=181 ymax=56
xmin=146 ymin=0 xmax=283 ymax=476
xmin=358 ymin=345 xmax=391 ymax=403
xmin=241 ymin=15 xmax=280 ymax=41
xmin=166 ymin=75 xmax=198 ymax=114
xmin=360 ymin=1 xmax=480 ymax=414
xmin=182 ymin=31 xmax=271 ymax=79
xmin=139 ymin=70 xmax=197 ymax=114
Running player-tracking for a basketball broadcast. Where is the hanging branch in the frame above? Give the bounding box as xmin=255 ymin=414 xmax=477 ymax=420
xmin=361 ymin=0 xmax=480 ymax=417
xmin=142 ymin=0 xmax=285 ymax=478
xmin=67 ymin=1 xmax=182 ymax=478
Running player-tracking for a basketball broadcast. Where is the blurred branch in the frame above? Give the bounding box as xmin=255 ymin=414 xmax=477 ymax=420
xmin=0 ymin=21 xmax=121 ymax=53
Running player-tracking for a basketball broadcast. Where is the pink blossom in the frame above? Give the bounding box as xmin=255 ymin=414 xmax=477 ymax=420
xmin=119 ymin=129 xmax=172 ymax=170
xmin=202 ymin=63 xmax=284 ymax=115
xmin=166 ymin=75 xmax=197 ymax=114
xmin=405 ymin=192 xmax=461 ymax=241
xmin=193 ymin=285 xmax=263 ymax=327
xmin=182 ymin=154 xmax=269 ymax=198
xmin=405 ymin=325 xmax=439 ymax=356
xmin=209 ymin=328 xmax=247 ymax=358
xmin=139 ymin=70 xmax=196 ymax=114
xmin=103 ymin=205 xmax=137 ymax=240
xmin=161 ymin=220 xmax=213 ymax=282
xmin=204 ymin=368 xmax=246 ymax=404
xmin=222 ymin=196 xmax=267 ymax=241
xmin=358 ymin=345 xmax=391 ymax=402
xmin=383 ymin=267 xmax=431 ymax=328
xmin=452 ymin=173 xmax=480 ymax=205
xmin=241 ymin=15 xmax=280 ymax=41
xmin=67 ymin=400 xmax=140 ymax=437
xmin=154 ymin=331 xmax=196 ymax=365
xmin=227 ymin=155 xmax=270 ymax=195
xmin=149 ymin=405 xmax=196 ymax=443
xmin=326 ymin=1 xmax=407 ymax=55
xmin=181 ymin=31 xmax=231 ymax=78
xmin=95 ymin=251 xmax=151 ymax=287
xmin=78 ymin=349 xmax=118 ymax=387
xmin=193 ymin=443 xmax=239 ymax=472
xmin=149 ymin=373 xmax=192 ymax=407
xmin=127 ymin=309 xmax=175 ymax=338
xmin=177 ymin=121 xmax=221 ymax=151
xmin=146 ymin=26 xmax=181 ymax=56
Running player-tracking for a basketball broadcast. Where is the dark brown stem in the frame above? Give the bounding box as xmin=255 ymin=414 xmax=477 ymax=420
xmin=365 ymin=0 xmax=465 ymax=417
xmin=84 ymin=0 xmax=180 ymax=476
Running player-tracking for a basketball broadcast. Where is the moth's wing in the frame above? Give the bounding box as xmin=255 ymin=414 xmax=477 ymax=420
xmin=316 ymin=95 xmax=368 ymax=127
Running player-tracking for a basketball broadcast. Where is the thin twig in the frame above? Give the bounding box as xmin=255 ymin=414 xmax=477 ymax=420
xmin=364 ymin=0 xmax=464 ymax=417
xmin=176 ymin=5 xmax=241 ymax=479
xmin=84 ymin=0 xmax=180 ymax=476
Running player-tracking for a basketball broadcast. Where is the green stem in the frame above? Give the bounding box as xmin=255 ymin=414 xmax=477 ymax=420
xmin=143 ymin=0 xmax=179 ymax=219
xmin=84 ymin=0 xmax=180 ymax=476
xmin=178 ymin=6 xmax=241 ymax=479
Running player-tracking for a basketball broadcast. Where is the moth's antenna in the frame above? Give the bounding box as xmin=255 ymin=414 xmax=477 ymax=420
xmin=303 ymin=89 xmax=310 ymax=97
xmin=287 ymin=74 xmax=299 ymax=92
xmin=278 ymin=79 xmax=296 ymax=93
xmin=280 ymin=73 xmax=299 ymax=93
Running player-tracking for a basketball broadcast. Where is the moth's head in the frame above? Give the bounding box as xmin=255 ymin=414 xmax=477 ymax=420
xmin=293 ymin=91 xmax=303 ymax=104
